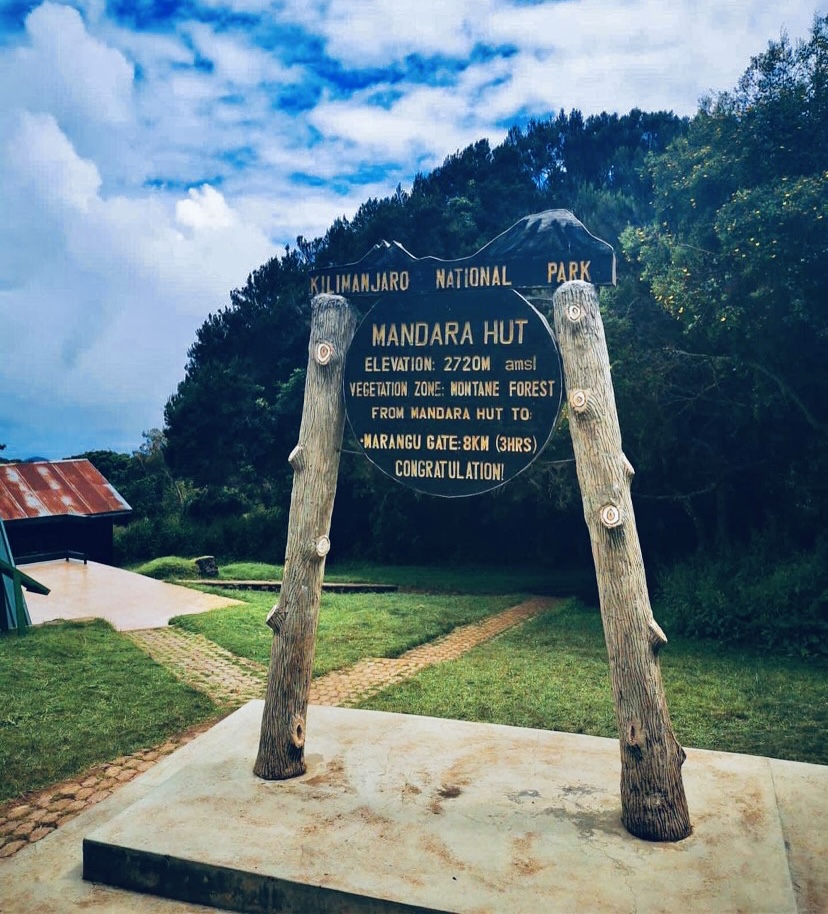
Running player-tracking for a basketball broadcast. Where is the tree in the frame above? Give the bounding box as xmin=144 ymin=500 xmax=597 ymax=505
xmin=164 ymin=248 xmax=310 ymax=501
xmin=163 ymin=103 xmax=689 ymax=565
xmin=73 ymin=431 xmax=183 ymax=521
xmin=620 ymin=16 xmax=828 ymax=549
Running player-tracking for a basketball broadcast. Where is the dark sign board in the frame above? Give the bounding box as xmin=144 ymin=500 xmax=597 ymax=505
xmin=344 ymin=288 xmax=563 ymax=497
xmin=310 ymin=209 xmax=615 ymax=299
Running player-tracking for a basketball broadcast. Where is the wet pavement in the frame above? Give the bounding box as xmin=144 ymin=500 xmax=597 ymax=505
xmin=22 ymin=560 xmax=241 ymax=630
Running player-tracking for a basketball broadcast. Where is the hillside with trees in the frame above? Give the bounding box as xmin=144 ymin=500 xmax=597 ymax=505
xmin=100 ymin=18 xmax=827 ymax=654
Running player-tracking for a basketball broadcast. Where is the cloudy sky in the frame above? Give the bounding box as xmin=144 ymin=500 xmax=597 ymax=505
xmin=0 ymin=0 xmax=819 ymax=461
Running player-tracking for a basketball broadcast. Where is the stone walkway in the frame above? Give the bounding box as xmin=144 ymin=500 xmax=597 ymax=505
xmin=310 ymin=598 xmax=551 ymax=705
xmin=127 ymin=628 xmax=267 ymax=706
xmin=0 ymin=597 xmax=554 ymax=859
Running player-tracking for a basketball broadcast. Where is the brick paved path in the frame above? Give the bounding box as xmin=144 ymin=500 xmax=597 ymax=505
xmin=0 ymin=597 xmax=554 ymax=859
xmin=310 ymin=597 xmax=552 ymax=705
xmin=127 ymin=628 xmax=267 ymax=706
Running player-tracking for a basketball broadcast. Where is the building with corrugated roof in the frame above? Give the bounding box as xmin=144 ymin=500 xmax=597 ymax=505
xmin=0 ymin=459 xmax=132 ymax=565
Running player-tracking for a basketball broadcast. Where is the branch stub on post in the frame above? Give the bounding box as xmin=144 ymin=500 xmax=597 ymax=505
xmin=315 ymin=535 xmax=331 ymax=558
xmin=648 ymin=619 xmax=668 ymax=652
xmin=288 ymin=445 xmax=305 ymax=471
xmin=266 ymin=603 xmax=287 ymax=633
xmin=600 ymin=503 xmax=623 ymax=529
xmin=566 ymin=302 xmax=584 ymax=323
xmin=314 ymin=341 xmax=334 ymax=365
xmin=570 ymin=389 xmax=589 ymax=413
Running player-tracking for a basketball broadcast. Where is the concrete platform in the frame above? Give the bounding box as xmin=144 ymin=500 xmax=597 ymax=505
xmin=22 ymin=559 xmax=241 ymax=630
xmin=76 ymin=702 xmax=826 ymax=914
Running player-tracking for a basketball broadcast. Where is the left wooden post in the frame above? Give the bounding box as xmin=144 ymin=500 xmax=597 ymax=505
xmin=254 ymin=293 xmax=357 ymax=780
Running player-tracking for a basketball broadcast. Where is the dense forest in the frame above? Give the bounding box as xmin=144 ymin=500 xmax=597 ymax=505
xmin=91 ymin=20 xmax=827 ymax=653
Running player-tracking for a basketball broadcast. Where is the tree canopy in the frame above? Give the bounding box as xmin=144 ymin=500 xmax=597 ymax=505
xmin=620 ymin=15 xmax=828 ymax=549
xmin=156 ymin=18 xmax=827 ymax=575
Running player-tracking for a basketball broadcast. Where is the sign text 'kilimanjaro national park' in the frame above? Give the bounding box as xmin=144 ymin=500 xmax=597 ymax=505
xmin=309 ymin=209 xmax=616 ymax=299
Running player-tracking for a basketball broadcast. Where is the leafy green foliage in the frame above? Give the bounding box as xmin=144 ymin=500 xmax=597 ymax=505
xmin=164 ymin=250 xmax=310 ymax=494
xmin=655 ymin=537 xmax=828 ymax=656
xmin=130 ymin=556 xmax=201 ymax=580
xmin=114 ymin=507 xmax=286 ymax=565
xmin=0 ymin=621 xmax=216 ymax=802
xmin=74 ymin=431 xmax=186 ymax=522
xmin=618 ymin=16 xmax=828 ymax=552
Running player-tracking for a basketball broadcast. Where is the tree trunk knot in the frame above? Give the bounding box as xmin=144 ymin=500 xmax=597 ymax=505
xmin=291 ymin=715 xmax=306 ymax=749
xmin=565 ymin=302 xmax=584 ymax=323
xmin=569 ymin=389 xmax=590 ymax=413
xmin=625 ymin=719 xmax=646 ymax=755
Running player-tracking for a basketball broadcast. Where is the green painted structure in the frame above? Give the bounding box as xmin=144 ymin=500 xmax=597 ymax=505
xmin=1 ymin=517 xmax=48 ymax=632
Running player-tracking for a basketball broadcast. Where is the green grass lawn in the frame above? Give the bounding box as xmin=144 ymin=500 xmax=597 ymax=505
xmin=0 ymin=621 xmax=217 ymax=803
xmin=359 ymin=600 xmax=828 ymax=765
xmin=171 ymin=590 xmax=524 ymax=675
xmin=132 ymin=556 xmax=595 ymax=596
xmin=325 ymin=562 xmax=594 ymax=596
xmin=7 ymin=561 xmax=823 ymax=807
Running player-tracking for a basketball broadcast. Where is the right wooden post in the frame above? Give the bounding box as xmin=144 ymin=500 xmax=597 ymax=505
xmin=551 ymin=280 xmax=692 ymax=841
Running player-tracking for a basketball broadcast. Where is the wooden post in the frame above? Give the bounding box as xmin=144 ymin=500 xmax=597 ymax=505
xmin=254 ymin=293 xmax=357 ymax=780
xmin=551 ymin=280 xmax=692 ymax=841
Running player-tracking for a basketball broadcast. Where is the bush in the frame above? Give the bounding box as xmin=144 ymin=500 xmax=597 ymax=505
xmin=130 ymin=556 xmax=199 ymax=580
xmin=655 ymin=538 xmax=828 ymax=656
xmin=114 ymin=507 xmax=286 ymax=566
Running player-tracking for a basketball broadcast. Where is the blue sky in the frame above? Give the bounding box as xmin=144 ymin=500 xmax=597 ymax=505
xmin=0 ymin=0 xmax=820 ymax=461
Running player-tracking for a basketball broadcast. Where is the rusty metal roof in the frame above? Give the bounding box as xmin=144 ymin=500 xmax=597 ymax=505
xmin=0 ymin=459 xmax=132 ymax=522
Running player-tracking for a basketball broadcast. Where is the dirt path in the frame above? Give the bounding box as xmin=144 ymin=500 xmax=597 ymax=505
xmin=0 ymin=597 xmax=555 ymax=858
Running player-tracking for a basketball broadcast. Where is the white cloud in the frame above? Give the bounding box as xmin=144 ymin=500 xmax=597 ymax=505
xmin=5 ymin=111 xmax=102 ymax=212
xmin=305 ymin=54 xmax=523 ymax=168
xmin=316 ymin=0 xmax=482 ymax=65
xmin=12 ymin=2 xmax=134 ymax=125
xmin=0 ymin=0 xmax=820 ymax=459
xmin=282 ymin=0 xmax=817 ymax=116
xmin=277 ymin=0 xmax=491 ymax=65
xmin=484 ymin=0 xmax=819 ymax=115
xmin=185 ymin=23 xmax=303 ymax=87
xmin=176 ymin=184 xmax=237 ymax=230
xmin=0 ymin=89 xmax=276 ymax=458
